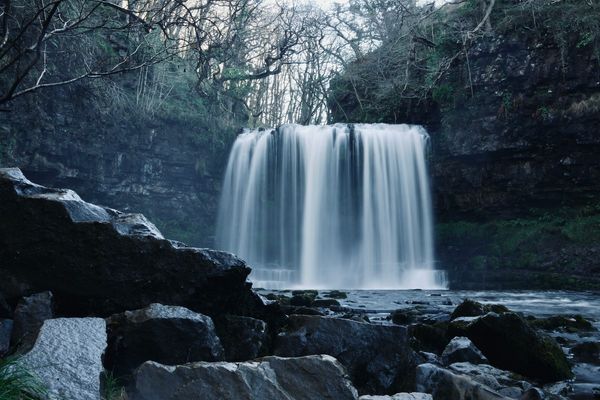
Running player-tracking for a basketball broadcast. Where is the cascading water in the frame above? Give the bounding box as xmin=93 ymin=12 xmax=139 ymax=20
xmin=216 ymin=123 xmax=447 ymax=289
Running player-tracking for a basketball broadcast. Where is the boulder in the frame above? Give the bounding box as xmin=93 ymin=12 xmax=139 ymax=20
xmin=359 ymin=393 xmax=432 ymax=400
xmin=324 ymin=290 xmax=348 ymax=299
xmin=129 ymin=355 xmax=358 ymax=400
xmin=441 ymin=336 xmax=488 ymax=365
xmin=450 ymin=300 xmax=509 ymax=320
xmin=0 ymin=319 xmax=12 ymax=356
xmin=214 ymin=315 xmax=269 ymax=361
xmin=274 ymin=315 xmax=418 ymax=395
xmin=447 ymin=312 xmax=572 ymax=382
xmin=11 ymin=291 xmax=54 ymax=351
xmin=0 ymin=168 xmax=264 ymax=318
xmin=105 ymin=303 xmax=224 ymax=379
xmin=19 ymin=318 xmax=106 ymax=400
xmin=448 ymin=363 xmax=533 ymax=398
xmin=530 ymin=315 xmax=595 ymax=333
xmin=415 ymin=363 xmax=512 ymax=400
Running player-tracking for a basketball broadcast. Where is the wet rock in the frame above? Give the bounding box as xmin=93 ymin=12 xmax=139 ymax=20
xmin=419 ymin=351 xmax=440 ymax=364
xmin=530 ymin=315 xmax=595 ymax=333
xmin=571 ymin=342 xmax=600 ymax=364
xmin=324 ymin=290 xmax=348 ymax=299
xmin=314 ymin=298 xmax=341 ymax=308
xmin=106 ymin=303 xmax=224 ymax=379
xmin=448 ymin=312 xmax=572 ymax=382
xmin=359 ymin=393 xmax=433 ymax=400
xmin=214 ymin=315 xmax=269 ymax=361
xmin=274 ymin=315 xmax=418 ymax=394
xmin=409 ymin=323 xmax=449 ymax=354
xmin=20 ymin=318 xmax=106 ymax=400
xmin=290 ymin=291 xmax=317 ymax=307
xmin=129 ymin=355 xmax=358 ymax=400
xmin=11 ymin=291 xmax=54 ymax=351
xmin=0 ymin=319 xmax=12 ymax=356
xmin=448 ymin=362 xmax=532 ymax=398
xmin=0 ymin=168 xmax=264 ymax=319
xmin=451 ymin=300 xmax=509 ymax=320
xmin=265 ymin=293 xmax=291 ymax=305
xmin=441 ymin=336 xmax=488 ymax=365
xmin=390 ymin=309 xmax=419 ymax=325
xmin=416 ymin=363 xmax=512 ymax=400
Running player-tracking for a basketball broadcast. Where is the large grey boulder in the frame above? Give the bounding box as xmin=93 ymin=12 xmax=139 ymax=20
xmin=19 ymin=318 xmax=106 ymax=400
xmin=441 ymin=336 xmax=488 ymax=365
xmin=106 ymin=303 xmax=224 ymax=379
xmin=129 ymin=355 xmax=358 ymax=400
xmin=274 ymin=315 xmax=418 ymax=395
xmin=0 ymin=168 xmax=265 ymax=319
xmin=359 ymin=393 xmax=433 ymax=400
xmin=11 ymin=291 xmax=54 ymax=351
xmin=416 ymin=363 xmax=512 ymax=400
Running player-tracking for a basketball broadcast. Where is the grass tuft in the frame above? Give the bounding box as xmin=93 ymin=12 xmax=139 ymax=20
xmin=0 ymin=357 xmax=47 ymax=400
xmin=101 ymin=371 xmax=126 ymax=400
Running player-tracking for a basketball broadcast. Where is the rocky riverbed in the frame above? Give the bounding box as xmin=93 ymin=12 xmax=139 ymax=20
xmin=1 ymin=168 xmax=599 ymax=400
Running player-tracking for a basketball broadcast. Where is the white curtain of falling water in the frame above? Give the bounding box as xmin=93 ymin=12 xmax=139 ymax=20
xmin=216 ymin=123 xmax=446 ymax=289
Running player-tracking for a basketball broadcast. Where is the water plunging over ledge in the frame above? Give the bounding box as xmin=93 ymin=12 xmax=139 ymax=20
xmin=216 ymin=123 xmax=447 ymax=289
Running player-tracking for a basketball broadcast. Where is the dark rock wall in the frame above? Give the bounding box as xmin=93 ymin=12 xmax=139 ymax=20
xmin=0 ymin=92 xmax=233 ymax=247
xmin=429 ymin=34 xmax=600 ymax=219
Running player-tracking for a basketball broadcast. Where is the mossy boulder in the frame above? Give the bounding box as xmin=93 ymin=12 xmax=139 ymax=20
xmin=450 ymin=299 xmax=509 ymax=320
xmin=530 ymin=315 xmax=595 ymax=333
xmin=448 ymin=312 xmax=572 ymax=383
xmin=323 ymin=290 xmax=348 ymax=299
xmin=290 ymin=291 xmax=318 ymax=307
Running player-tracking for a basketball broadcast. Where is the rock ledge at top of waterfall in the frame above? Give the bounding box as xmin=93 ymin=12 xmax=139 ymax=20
xmin=217 ymin=123 xmax=446 ymax=290
xmin=0 ymin=168 xmax=265 ymax=318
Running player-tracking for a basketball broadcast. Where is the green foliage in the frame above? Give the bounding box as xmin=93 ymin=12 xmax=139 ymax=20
xmin=432 ymin=84 xmax=455 ymax=107
xmin=437 ymin=203 xmax=600 ymax=276
xmin=0 ymin=357 xmax=47 ymax=400
xmin=101 ymin=371 xmax=125 ymax=400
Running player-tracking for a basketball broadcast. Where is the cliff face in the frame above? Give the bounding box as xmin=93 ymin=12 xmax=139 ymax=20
xmin=0 ymin=90 xmax=234 ymax=247
xmin=429 ymin=33 xmax=600 ymax=220
xmin=428 ymin=32 xmax=600 ymax=289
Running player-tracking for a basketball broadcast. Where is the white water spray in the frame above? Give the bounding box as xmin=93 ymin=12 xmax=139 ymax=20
xmin=216 ymin=123 xmax=446 ymax=289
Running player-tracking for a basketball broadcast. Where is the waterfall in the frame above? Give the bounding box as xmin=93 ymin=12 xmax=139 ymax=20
xmin=216 ymin=123 xmax=446 ymax=289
